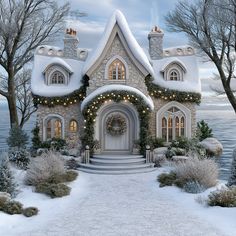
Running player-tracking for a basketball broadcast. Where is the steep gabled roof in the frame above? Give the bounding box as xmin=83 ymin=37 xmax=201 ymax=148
xmin=83 ymin=10 xmax=154 ymax=77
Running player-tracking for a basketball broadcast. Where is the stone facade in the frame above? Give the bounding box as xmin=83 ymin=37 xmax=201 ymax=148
xmin=63 ymin=33 xmax=79 ymax=59
xmin=87 ymin=35 xmax=148 ymax=96
xmin=37 ymin=103 xmax=84 ymax=148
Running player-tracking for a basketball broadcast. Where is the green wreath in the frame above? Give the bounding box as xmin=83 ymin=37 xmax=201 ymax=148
xmin=106 ymin=114 xmax=127 ymax=136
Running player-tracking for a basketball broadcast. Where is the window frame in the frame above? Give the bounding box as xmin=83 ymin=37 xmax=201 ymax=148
xmin=69 ymin=119 xmax=78 ymax=132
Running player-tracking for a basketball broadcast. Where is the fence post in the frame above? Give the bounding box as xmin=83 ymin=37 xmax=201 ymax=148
xmin=146 ymin=145 xmax=151 ymax=163
xmin=85 ymin=145 xmax=90 ymax=164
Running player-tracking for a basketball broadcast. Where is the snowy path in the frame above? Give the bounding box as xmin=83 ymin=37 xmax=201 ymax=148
xmin=1 ymin=170 xmax=232 ymax=236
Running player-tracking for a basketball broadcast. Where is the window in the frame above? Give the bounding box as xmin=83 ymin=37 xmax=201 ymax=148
xmin=46 ymin=118 xmax=62 ymax=139
xmin=169 ymin=70 xmax=179 ymax=81
xmin=50 ymin=71 xmax=65 ymax=84
xmin=108 ymin=59 xmax=126 ymax=80
xmin=69 ymin=120 xmax=78 ymax=132
xmin=161 ymin=107 xmax=185 ymax=142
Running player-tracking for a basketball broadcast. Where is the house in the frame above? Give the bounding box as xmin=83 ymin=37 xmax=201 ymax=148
xmin=31 ymin=10 xmax=201 ymax=156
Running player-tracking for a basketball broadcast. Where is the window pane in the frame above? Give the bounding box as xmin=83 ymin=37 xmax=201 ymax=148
xmin=180 ymin=117 xmax=185 ymax=136
xmin=175 ymin=116 xmax=180 ymax=138
xmin=70 ymin=120 xmax=78 ymax=132
xmin=47 ymin=120 xmax=51 ymax=140
xmin=108 ymin=59 xmax=126 ymax=80
xmin=54 ymin=120 xmax=62 ymax=138
xmin=168 ymin=117 xmax=173 ymax=141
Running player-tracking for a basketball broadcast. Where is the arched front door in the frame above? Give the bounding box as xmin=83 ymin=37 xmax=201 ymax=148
xmin=97 ymin=103 xmax=139 ymax=154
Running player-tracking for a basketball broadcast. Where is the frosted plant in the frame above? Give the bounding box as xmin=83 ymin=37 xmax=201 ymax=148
xmin=228 ymin=149 xmax=236 ymax=186
xmin=0 ymin=153 xmax=17 ymax=197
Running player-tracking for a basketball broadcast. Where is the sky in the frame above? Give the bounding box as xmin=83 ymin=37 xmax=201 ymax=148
xmin=0 ymin=0 xmax=220 ymax=101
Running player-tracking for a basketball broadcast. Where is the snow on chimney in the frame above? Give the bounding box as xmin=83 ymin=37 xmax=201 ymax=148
xmin=64 ymin=28 xmax=79 ymax=59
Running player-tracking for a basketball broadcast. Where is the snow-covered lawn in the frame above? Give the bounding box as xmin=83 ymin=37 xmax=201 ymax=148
xmin=0 ymin=168 xmax=236 ymax=236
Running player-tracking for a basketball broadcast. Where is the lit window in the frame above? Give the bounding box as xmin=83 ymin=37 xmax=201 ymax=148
xmin=69 ymin=120 xmax=78 ymax=132
xmin=108 ymin=59 xmax=126 ymax=80
xmin=50 ymin=71 xmax=65 ymax=84
xmin=46 ymin=118 xmax=62 ymax=139
xmin=161 ymin=107 xmax=185 ymax=142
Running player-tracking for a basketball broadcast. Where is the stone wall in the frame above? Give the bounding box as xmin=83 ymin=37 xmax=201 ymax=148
xmin=37 ymin=102 xmax=84 ymax=148
xmin=148 ymin=32 xmax=164 ymax=60
xmin=87 ymin=35 xmax=148 ymax=96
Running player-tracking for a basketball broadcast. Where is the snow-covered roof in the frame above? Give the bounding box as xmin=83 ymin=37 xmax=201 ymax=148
xmin=152 ymin=56 xmax=201 ymax=93
xmin=43 ymin=57 xmax=73 ymax=74
xmin=82 ymin=10 xmax=154 ymax=77
xmin=81 ymin=85 xmax=154 ymax=110
xmin=160 ymin=57 xmax=187 ymax=73
xmin=31 ymin=54 xmax=84 ymax=97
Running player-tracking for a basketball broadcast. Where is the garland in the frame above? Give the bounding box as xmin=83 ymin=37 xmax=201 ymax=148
xmin=145 ymin=76 xmax=201 ymax=104
xmin=32 ymin=75 xmax=89 ymax=107
xmin=81 ymin=90 xmax=151 ymax=154
xmin=106 ymin=114 xmax=127 ymax=136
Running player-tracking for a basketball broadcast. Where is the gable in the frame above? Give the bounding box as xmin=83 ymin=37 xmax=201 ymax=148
xmin=83 ymin=10 xmax=154 ymax=77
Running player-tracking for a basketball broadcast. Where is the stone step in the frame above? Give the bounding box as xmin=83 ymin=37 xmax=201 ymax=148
xmin=90 ymin=157 xmax=146 ymax=166
xmin=78 ymin=167 xmax=157 ymax=175
xmin=79 ymin=163 xmax=153 ymax=171
xmin=92 ymin=154 xmax=144 ymax=161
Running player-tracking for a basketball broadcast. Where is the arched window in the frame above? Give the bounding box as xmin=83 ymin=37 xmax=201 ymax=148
xmin=50 ymin=71 xmax=65 ymax=84
xmin=169 ymin=70 xmax=180 ymax=81
xmin=108 ymin=59 xmax=126 ymax=80
xmin=161 ymin=107 xmax=185 ymax=142
xmin=46 ymin=118 xmax=62 ymax=139
xmin=69 ymin=120 xmax=78 ymax=132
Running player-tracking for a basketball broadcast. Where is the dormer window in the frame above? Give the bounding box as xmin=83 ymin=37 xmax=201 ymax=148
xmin=108 ymin=59 xmax=126 ymax=80
xmin=161 ymin=60 xmax=186 ymax=82
xmin=169 ymin=69 xmax=180 ymax=81
xmin=51 ymin=71 xmax=65 ymax=84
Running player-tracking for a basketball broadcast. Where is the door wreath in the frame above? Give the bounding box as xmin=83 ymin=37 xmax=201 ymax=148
xmin=106 ymin=114 xmax=127 ymax=136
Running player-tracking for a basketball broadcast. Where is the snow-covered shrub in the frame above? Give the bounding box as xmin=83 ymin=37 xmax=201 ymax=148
xmin=157 ymin=172 xmax=177 ymax=187
xmin=63 ymin=170 xmax=78 ymax=182
xmin=40 ymin=138 xmax=67 ymax=151
xmin=174 ymin=157 xmax=218 ymax=189
xmin=228 ymin=149 xmax=236 ymax=186
xmin=35 ymin=182 xmax=71 ymax=198
xmin=23 ymin=207 xmax=39 ymax=217
xmin=66 ymin=158 xmax=79 ymax=170
xmin=183 ymin=181 xmax=206 ymax=194
xmin=7 ymin=124 xmax=29 ymax=149
xmin=208 ymin=187 xmax=236 ymax=207
xmin=197 ymin=120 xmax=213 ymax=141
xmin=0 ymin=196 xmax=9 ymax=210
xmin=2 ymin=201 xmax=23 ymax=215
xmin=0 ymin=153 xmax=17 ymax=197
xmin=9 ymin=149 xmax=30 ymax=169
xmin=25 ymin=151 xmax=65 ymax=186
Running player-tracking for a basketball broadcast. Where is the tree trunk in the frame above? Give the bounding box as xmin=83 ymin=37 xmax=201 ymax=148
xmin=7 ymin=74 xmax=19 ymax=127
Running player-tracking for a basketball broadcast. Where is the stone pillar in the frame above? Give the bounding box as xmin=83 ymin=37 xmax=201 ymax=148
xmin=148 ymin=26 xmax=164 ymax=60
xmin=63 ymin=28 xmax=79 ymax=59
xmin=146 ymin=145 xmax=151 ymax=163
xmin=84 ymin=145 xmax=90 ymax=164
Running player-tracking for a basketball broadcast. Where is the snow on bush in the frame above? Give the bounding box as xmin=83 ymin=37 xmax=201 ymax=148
xmin=208 ymin=187 xmax=236 ymax=207
xmin=25 ymin=151 xmax=65 ymax=186
xmin=0 ymin=153 xmax=17 ymax=197
xmin=183 ymin=180 xmax=205 ymax=194
xmin=174 ymin=157 xmax=218 ymax=189
xmin=23 ymin=207 xmax=39 ymax=217
xmin=228 ymin=148 xmax=236 ymax=186
xmin=9 ymin=149 xmax=30 ymax=170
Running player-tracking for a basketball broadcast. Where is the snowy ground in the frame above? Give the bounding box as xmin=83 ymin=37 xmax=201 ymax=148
xmin=0 ymin=168 xmax=236 ymax=236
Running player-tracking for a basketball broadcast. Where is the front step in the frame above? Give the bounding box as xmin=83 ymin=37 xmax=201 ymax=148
xmin=78 ymin=154 xmax=155 ymax=175
xmin=90 ymin=157 xmax=146 ymax=166
xmin=77 ymin=167 xmax=157 ymax=175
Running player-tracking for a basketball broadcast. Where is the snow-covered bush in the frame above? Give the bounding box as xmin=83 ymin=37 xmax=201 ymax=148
xmin=174 ymin=157 xmax=218 ymax=189
xmin=0 ymin=153 xmax=17 ymax=197
xmin=7 ymin=124 xmax=29 ymax=149
xmin=66 ymin=158 xmax=79 ymax=170
xmin=25 ymin=151 xmax=65 ymax=186
xmin=9 ymin=149 xmax=30 ymax=169
xmin=208 ymin=187 xmax=236 ymax=207
xmin=157 ymin=172 xmax=177 ymax=187
xmin=35 ymin=182 xmax=71 ymax=198
xmin=23 ymin=207 xmax=39 ymax=217
xmin=63 ymin=170 xmax=78 ymax=182
xmin=2 ymin=200 xmax=23 ymax=215
xmin=183 ymin=181 xmax=205 ymax=194
xmin=228 ymin=148 xmax=236 ymax=186
xmin=197 ymin=120 xmax=213 ymax=141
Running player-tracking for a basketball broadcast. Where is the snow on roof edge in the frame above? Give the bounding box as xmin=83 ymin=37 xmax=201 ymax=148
xmin=81 ymin=85 xmax=154 ymax=110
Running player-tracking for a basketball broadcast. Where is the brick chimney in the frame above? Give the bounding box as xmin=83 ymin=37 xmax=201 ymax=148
xmin=63 ymin=28 xmax=79 ymax=59
xmin=148 ymin=26 xmax=164 ymax=60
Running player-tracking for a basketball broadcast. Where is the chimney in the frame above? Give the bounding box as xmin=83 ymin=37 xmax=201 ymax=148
xmin=148 ymin=26 xmax=164 ymax=60
xmin=63 ymin=28 xmax=79 ymax=59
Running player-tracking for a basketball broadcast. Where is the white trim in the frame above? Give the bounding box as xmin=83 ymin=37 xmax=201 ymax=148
xmin=45 ymin=65 xmax=70 ymax=85
xmin=104 ymin=55 xmax=129 ymax=80
xmin=156 ymin=101 xmax=192 ymax=139
xmin=42 ymin=114 xmax=65 ymax=141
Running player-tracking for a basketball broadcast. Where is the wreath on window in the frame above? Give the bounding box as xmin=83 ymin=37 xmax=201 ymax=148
xmin=106 ymin=114 xmax=127 ymax=136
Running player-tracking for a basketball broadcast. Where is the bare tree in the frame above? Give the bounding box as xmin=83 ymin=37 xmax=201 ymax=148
xmin=15 ymin=68 xmax=37 ymax=128
xmin=165 ymin=0 xmax=236 ymax=112
xmin=0 ymin=0 xmax=69 ymax=127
